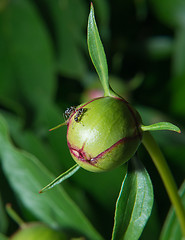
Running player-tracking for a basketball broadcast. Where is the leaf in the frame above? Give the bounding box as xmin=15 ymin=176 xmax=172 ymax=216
xmin=112 ymin=156 xmax=154 ymax=240
xmin=0 ymin=110 xmax=63 ymax=176
xmin=37 ymin=0 xmax=87 ymax=78
xmin=3 ymin=0 xmax=56 ymax=110
xmin=0 ymin=6 xmax=24 ymax=114
xmin=39 ymin=164 xmax=80 ymax=193
xmin=160 ymin=181 xmax=185 ymax=240
xmin=87 ymin=3 xmax=110 ymax=96
xmin=136 ymin=105 xmax=185 ymax=145
xmin=140 ymin=204 xmax=161 ymax=240
xmin=0 ymin=115 xmax=103 ymax=240
xmin=141 ymin=122 xmax=181 ymax=133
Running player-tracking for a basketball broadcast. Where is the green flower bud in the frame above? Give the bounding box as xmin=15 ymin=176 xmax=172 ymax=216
xmin=66 ymin=96 xmax=142 ymax=172
xmin=10 ymin=223 xmax=67 ymax=240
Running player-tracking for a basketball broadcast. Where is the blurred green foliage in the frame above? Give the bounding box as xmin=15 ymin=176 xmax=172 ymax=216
xmin=0 ymin=0 xmax=185 ymax=239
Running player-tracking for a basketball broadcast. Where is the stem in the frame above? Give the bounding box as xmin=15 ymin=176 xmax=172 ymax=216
xmin=104 ymin=86 xmax=120 ymax=98
xmin=142 ymin=131 xmax=185 ymax=236
xmin=102 ymin=82 xmax=112 ymax=97
xmin=6 ymin=204 xmax=26 ymax=228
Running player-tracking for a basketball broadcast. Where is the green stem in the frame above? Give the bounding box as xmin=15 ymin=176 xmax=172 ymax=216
xmin=6 ymin=204 xmax=26 ymax=228
xmin=142 ymin=131 xmax=185 ymax=236
xmin=105 ymin=86 xmax=120 ymax=98
xmin=102 ymin=82 xmax=113 ymax=97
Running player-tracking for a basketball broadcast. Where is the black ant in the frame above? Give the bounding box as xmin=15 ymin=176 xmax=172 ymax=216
xmin=64 ymin=106 xmax=86 ymax=123
xmin=64 ymin=106 xmax=76 ymax=120
xmin=74 ymin=108 xmax=86 ymax=122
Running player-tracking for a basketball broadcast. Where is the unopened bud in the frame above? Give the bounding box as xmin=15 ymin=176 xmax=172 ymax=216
xmin=66 ymin=96 xmax=142 ymax=172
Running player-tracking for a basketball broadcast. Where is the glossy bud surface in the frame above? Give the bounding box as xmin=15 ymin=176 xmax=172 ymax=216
xmin=67 ymin=96 xmax=142 ymax=172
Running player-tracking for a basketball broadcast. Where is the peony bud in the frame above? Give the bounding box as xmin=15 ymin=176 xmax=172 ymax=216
xmin=39 ymin=3 xmax=181 ymax=193
xmin=66 ymin=96 xmax=142 ymax=172
xmin=10 ymin=223 xmax=67 ymax=240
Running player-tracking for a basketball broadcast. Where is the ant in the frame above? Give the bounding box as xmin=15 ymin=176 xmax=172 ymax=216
xmin=74 ymin=108 xmax=86 ymax=122
xmin=64 ymin=106 xmax=76 ymax=120
xmin=64 ymin=106 xmax=86 ymax=123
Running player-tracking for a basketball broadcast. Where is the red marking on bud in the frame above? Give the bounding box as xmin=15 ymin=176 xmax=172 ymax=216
xmin=67 ymin=134 xmax=140 ymax=166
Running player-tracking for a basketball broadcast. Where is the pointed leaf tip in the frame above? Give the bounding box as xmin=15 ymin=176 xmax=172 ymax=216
xmin=39 ymin=164 xmax=80 ymax=193
xmin=141 ymin=122 xmax=181 ymax=133
xmin=87 ymin=1 xmax=111 ymax=96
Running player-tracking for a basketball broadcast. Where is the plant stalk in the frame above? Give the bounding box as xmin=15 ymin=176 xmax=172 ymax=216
xmin=142 ymin=131 xmax=185 ymax=236
xmin=6 ymin=204 xmax=26 ymax=228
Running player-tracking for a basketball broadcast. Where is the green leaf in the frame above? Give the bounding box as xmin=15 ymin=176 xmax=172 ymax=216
xmin=40 ymin=164 xmax=80 ymax=193
xmin=112 ymin=156 xmax=154 ymax=240
xmin=87 ymin=3 xmax=110 ymax=96
xmin=0 ymin=109 xmax=64 ymax=176
xmin=0 ymin=115 xmax=103 ymax=240
xmin=160 ymin=181 xmax=185 ymax=240
xmin=38 ymin=0 xmax=87 ymax=79
xmin=0 ymin=5 xmax=24 ymax=114
xmin=141 ymin=122 xmax=181 ymax=133
xmin=140 ymin=204 xmax=161 ymax=240
xmin=4 ymin=0 xmax=56 ymax=110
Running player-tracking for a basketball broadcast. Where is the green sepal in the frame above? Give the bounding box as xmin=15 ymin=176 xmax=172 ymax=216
xmin=141 ymin=122 xmax=181 ymax=133
xmin=49 ymin=121 xmax=67 ymax=131
xmin=39 ymin=164 xmax=80 ymax=193
xmin=88 ymin=3 xmax=117 ymax=97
